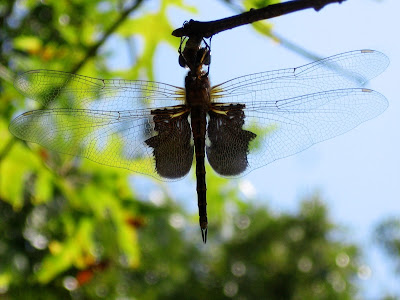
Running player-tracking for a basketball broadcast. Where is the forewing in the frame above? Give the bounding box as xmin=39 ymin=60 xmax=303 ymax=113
xmin=14 ymin=70 xmax=185 ymax=110
xmin=211 ymin=50 xmax=389 ymax=105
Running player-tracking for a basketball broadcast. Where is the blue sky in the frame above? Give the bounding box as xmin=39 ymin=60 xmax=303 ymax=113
xmin=126 ymin=0 xmax=400 ymax=297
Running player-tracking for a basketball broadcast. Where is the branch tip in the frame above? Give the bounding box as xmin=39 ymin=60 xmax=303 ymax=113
xmin=171 ymin=0 xmax=346 ymax=39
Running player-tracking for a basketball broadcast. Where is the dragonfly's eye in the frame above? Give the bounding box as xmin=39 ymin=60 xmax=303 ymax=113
xmin=179 ymin=54 xmax=187 ymax=68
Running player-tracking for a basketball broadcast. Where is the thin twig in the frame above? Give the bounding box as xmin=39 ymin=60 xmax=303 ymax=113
xmin=172 ymin=0 xmax=345 ymax=38
xmin=1 ymin=0 xmax=144 ymax=163
xmin=272 ymin=31 xmax=323 ymax=61
xmin=0 ymin=138 xmax=17 ymax=162
xmin=71 ymin=0 xmax=144 ymax=73
xmin=0 ymin=62 xmax=15 ymax=83
xmin=220 ymin=0 xmax=324 ymax=61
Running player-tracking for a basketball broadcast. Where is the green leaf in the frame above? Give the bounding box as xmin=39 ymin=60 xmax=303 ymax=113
xmin=13 ymin=36 xmax=42 ymax=53
xmin=36 ymin=218 xmax=95 ymax=283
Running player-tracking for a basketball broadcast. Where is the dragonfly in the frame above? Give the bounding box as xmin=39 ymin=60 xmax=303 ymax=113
xmin=9 ymin=37 xmax=388 ymax=242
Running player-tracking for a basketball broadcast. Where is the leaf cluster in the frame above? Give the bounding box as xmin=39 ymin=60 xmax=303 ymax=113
xmin=0 ymin=0 xmax=389 ymax=299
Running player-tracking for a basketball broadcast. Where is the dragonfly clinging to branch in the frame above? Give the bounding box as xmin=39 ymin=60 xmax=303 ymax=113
xmin=10 ymin=38 xmax=388 ymax=242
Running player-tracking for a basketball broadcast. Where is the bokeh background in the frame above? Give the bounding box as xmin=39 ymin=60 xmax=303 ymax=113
xmin=1 ymin=0 xmax=399 ymax=299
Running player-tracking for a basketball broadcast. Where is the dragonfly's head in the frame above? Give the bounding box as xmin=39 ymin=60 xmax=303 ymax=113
xmin=178 ymin=36 xmax=211 ymax=77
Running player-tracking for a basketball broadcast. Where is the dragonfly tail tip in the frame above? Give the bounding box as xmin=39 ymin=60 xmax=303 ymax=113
xmin=201 ymin=227 xmax=208 ymax=244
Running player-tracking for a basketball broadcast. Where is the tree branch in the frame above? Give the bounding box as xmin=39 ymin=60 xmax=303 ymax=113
xmin=172 ymin=0 xmax=345 ymax=38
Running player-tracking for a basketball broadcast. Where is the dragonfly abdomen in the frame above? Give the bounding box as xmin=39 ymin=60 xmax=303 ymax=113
xmin=190 ymin=105 xmax=208 ymax=243
xmin=185 ymin=73 xmax=211 ymax=243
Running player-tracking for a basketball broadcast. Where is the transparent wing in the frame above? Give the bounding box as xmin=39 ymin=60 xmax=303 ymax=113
xmin=10 ymin=108 xmax=163 ymax=178
xmin=14 ymin=69 xmax=185 ymax=110
xmin=10 ymin=71 xmax=187 ymax=180
xmin=211 ymin=50 xmax=389 ymax=105
xmin=233 ymin=88 xmax=388 ymax=176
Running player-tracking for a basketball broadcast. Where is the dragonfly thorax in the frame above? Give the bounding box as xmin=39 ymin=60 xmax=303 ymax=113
xmin=185 ymin=74 xmax=211 ymax=109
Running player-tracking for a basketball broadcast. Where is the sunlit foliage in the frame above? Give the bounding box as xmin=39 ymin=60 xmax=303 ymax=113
xmin=0 ymin=0 xmax=391 ymax=299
